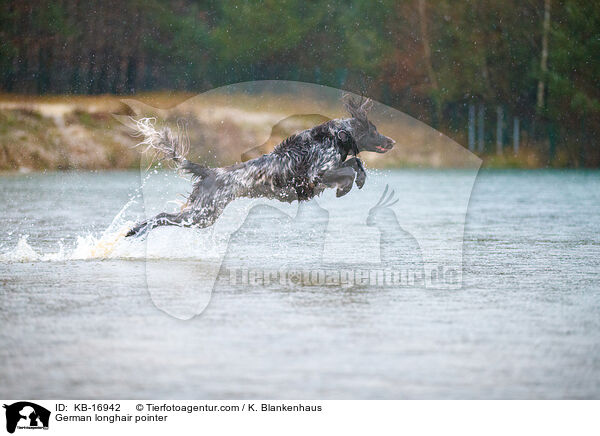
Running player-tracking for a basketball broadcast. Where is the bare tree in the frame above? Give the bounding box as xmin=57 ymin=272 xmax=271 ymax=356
xmin=418 ymin=0 xmax=440 ymax=123
xmin=536 ymin=0 xmax=551 ymax=111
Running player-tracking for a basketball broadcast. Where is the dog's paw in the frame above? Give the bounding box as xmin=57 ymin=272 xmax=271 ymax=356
xmin=355 ymin=170 xmax=366 ymax=189
xmin=336 ymin=182 xmax=353 ymax=198
xmin=125 ymin=222 xmax=146 ymax=238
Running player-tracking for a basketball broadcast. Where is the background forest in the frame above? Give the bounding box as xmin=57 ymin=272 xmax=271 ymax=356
xmin=0 ymin=0 xmax=598 ymax=167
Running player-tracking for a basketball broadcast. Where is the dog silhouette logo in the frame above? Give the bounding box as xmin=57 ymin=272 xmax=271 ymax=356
xmin=3 ymin=402 xmax=50 ymax=433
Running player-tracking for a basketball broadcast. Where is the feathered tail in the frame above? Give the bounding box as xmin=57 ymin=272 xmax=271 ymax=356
xmin=133 ymin=117 xmax=189 ymax=164
xmin=132 ymin=117 xmax=213 ymax=181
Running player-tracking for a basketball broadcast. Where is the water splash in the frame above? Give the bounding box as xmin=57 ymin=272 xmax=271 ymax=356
xmin=0 ymin=202 xmax=231 ymax=264
xmin=0 ymin=223 xmax=137 ymax=262
xmin=0 ymin=216 xmax=236 ymax=263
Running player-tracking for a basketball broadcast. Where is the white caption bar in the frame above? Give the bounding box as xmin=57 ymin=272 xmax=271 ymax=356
xmin=0 ymin=400 xmax=598 ymax=436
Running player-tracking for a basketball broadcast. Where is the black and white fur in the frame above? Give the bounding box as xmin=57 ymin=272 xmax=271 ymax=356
xmin=126 ymin=96 xmax=395 ymax=237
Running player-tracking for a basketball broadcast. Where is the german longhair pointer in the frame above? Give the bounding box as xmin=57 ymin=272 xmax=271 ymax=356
xmin=126 ymin=96 xmax=395 ymax=237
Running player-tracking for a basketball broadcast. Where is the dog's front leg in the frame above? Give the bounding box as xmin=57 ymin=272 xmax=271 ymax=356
xmin=341 ymin=157 xmax=366 ymax=189
xmin=321 ymin=166 xmax=356 ymax=198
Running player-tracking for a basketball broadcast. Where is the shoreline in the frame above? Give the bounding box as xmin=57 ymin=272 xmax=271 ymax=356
xmin=0 ymin=93 xmax=575 ymax=172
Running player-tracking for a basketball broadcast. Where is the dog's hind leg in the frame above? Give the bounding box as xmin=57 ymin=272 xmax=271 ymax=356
xmin=186 ymin=201 xmax=229 ymax=229
xmin=126 ymin=196 xmax=233 ymax=238
xmin=126 ymin=211 xmax=194 ymax=237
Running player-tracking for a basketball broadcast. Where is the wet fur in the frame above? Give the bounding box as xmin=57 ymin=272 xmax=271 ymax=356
xmin=126 ymin=97 xmax=394 ymax=237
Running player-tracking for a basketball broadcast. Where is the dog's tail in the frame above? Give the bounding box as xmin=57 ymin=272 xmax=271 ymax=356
xmin=133 ymin=118 xmax=213 ymax=181
xmin=133 ymin=117 xmax=189 ymax=164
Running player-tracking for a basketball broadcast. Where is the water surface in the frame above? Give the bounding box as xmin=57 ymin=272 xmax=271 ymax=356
xmin=1 ymin=169 xmax=599 ymax=398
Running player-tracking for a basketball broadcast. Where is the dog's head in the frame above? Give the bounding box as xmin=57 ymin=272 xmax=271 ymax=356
xmin=344 ymin=96 xmax=395 ymax=153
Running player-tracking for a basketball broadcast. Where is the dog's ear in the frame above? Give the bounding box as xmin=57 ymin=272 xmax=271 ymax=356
xmin=360 ymin=98 xmax=373 ymax=113
xmin=343 ymin=94 xmax=372 ymax=122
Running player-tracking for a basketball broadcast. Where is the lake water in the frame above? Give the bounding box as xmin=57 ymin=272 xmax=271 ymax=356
xmin=1 ymin=169 xmax=599 ymax=399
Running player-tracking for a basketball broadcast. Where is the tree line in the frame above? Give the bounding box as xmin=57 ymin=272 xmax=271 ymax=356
xmin=0 ymin=0 xmax=598 ymax=166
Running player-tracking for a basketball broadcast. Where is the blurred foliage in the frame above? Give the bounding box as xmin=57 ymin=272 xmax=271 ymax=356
xmin=0 ymin=0 xmax=599 ymax=166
